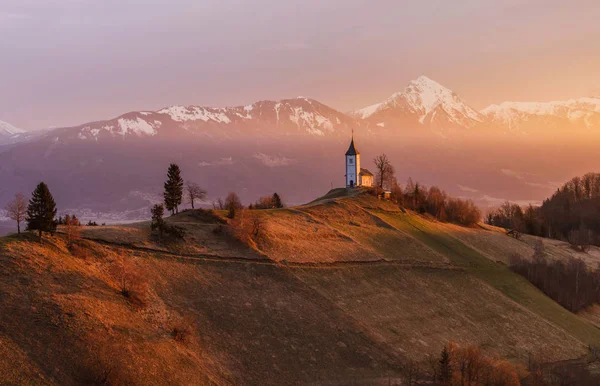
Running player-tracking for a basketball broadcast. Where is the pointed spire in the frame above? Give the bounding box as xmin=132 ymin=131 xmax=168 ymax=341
xmin=345 ymin=130 xmax=359 ymax=156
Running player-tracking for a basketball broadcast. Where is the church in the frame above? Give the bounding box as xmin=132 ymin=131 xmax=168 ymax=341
xmin=345 ymin=135 xmax=374 ymax=188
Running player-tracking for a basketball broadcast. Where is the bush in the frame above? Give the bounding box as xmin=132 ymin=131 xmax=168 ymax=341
xmin=110 ymin=258 xmax=149 ymax=308
xmin=164 ymin=223 xmax=185 ymax=240
xmin=228 ymin=209 xmax=264 ymax=248
xmin=432 ymin=342 xmax=520 ymax=386
xmin=170 ymin=315 xmax=196 ymax=344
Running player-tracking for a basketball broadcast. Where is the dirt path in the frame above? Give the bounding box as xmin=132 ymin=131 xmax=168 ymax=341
xmin=82 ymin=236 xmax=460 ymax=271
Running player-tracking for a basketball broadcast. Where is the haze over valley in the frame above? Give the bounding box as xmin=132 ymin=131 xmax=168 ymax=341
xmin=2 ymin=76 xmax=600 ymax=226
xmin=3 ymin=1 xmax=600 ymax=385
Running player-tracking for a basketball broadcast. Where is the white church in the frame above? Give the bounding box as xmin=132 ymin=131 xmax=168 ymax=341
xmin=345 ymin=135 xmax=374 ymax=188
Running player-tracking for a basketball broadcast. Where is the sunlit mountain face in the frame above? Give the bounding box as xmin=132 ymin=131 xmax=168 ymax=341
xmin=1 ymin=76 xmax=600 ymax=228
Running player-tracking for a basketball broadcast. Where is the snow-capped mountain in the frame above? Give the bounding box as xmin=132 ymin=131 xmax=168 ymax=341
xmin=0 ymin=120 xmax=25 ymax=143
xmin=481 ymin=98 xmax=600 ymax=133
xmin=354 ymin=76 xmax=483 ymax=132
xmin=62 ymin=97 xmax=359 ymax=142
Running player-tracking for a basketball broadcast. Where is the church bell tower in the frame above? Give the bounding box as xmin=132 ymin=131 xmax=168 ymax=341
xmin=345 ymin=132 xmax=360 ymax=188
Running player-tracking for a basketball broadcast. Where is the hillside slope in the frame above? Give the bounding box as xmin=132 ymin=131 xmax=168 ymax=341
xmin=1 ymin=191 xmax=599 ymax=385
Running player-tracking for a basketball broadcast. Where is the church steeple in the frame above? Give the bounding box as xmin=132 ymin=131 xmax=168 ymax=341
xmin=345 ymin=130 xmax=361 ymax=187
xmin=345 ymin=133 xmax=360 ymax=156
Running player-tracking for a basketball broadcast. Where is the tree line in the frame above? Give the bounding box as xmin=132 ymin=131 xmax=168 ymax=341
xmin=509 ymin=241 xmax=600 ymax=313
xmin=150 ymin=163 xmax=285 ymax=241
xmin=486 ymin=173 xmax=600 ymax=249
xmin=371 ymin=154 xmax=481 ymax=226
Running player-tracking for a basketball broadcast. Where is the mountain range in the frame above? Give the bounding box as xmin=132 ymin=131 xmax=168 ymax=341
xmin=3 ymin=75 xmax=600 ymax=146
xmin=1 ymin=75 xmax=600 ymax=226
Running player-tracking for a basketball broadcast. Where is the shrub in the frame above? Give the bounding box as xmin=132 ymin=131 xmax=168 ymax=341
xmin=228 ymin=209 xmax=264 ymax=248
xmin=170 ymin=315 xmax=196 ymax=344
xmin=110 ymin=258 xmax=149 ymax=308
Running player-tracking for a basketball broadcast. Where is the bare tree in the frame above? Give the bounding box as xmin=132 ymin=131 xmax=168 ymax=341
xmin=5 ymin=192 xmax=27 ymax=235
xmin=186 ymin=182 xmax=207 ymax=209
xmin=213 ymin=198 xmax=225 ymax=210
xmin=373 ymin=153 xmax=395 ymax=190
xmin=569 ymin=222 xmax=592 ymax=252
xmin=64 ymin=214 xmax=81 ymax=246
xmin=224 ymin=192 xmax=243 ymax=218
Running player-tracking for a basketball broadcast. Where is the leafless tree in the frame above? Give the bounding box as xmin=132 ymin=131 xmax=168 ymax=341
xmin=373 ymin=153 xmax=395 ymax=190
xmin=64 ymin=214 xmax=81 ymax=246
xmin=213 ymin=198 xmax=225 ymax=210
xmin=186 ymin=182 xmax=207 ymax=209
xmin=224 ymin=192 xmax=243 ymax=218
xmin=568 ymin=222 xmax=592 ymax=252
xmin=5 ymin=192 xmax=27 ymax=235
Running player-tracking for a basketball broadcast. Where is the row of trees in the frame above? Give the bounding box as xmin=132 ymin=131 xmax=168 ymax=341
xmin=487 ymin=173 xmax=600 ymax=249
xmin=428 ymin=342 xmax=520 ymax=386
xmin=370 ymin=153 xmax=481 ymax=226
xmin=509 ymin=242 xmax=600 ymax=313
xmin=153 ymin=163 xmax=284 ymax=241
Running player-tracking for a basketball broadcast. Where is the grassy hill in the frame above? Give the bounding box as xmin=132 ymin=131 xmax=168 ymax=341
xmin=1 ymin=189 xmax=600 ymax=385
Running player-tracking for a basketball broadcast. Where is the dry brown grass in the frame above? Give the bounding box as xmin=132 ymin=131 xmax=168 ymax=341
xmin=2 ymin=193 xmax=600 ymax=384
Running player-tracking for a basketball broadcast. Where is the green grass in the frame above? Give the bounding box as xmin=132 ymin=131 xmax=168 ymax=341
xmin=372 ymin=209 xmax=600 ymax=347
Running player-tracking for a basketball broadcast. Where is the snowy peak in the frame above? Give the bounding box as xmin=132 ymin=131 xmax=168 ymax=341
xmin=0 ymin=120 xmax=24 ymax=136
xmin=354 ymin=76 xmax=483 ymax=130
xmin=481 ymin=98 xmax=600 ymax=130
xmin=403 ymin=76 xmax=482 ymax=124
xmin=0 ymin=120 xmax=27 ymax=144
xmin=58 ymin=97 xmax=360 ymax=142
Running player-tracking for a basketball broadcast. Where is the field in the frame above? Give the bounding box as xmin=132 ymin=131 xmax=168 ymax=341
xmin=1 ymin=189 xmax=599 ymax=385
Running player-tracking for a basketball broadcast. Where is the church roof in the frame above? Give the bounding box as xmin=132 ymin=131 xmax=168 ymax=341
xmin=345 ymin=138 xmax=360 ymax=156
xmin=359 ymin=168 xmax=373 ymax=177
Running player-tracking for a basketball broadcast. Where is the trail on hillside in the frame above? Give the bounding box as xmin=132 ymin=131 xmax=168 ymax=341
xmin=82 ymin=236 xmax=459 ymax=271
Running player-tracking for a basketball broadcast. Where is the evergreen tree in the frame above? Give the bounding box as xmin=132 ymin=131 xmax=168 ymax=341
xmin=151 ymin=204 xmax=165 ymax=240
xmin=438 ymin=345 xmax=452 ymax=385
xmin=26 ymin=182 xmax=57 ymax=241
xmin=272 ymin=192 xmax=284 ymax=208
xmin=163 ymin=163 xmax=184 ymax=215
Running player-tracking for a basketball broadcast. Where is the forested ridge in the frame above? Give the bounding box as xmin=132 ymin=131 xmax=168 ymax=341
xmin=487 ymin=173 xmax=600 ymax=248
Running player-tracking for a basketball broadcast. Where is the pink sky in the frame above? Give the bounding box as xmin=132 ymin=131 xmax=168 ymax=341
xmin=1 ymin=0 xmax=599 ymax=130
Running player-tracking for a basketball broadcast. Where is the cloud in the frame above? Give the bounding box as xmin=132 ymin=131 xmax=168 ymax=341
xmin=198 ymin=157 xmax=234 ymax=167
xmin=500 ymin=169 xmax=527 ymax=180
xmin=479 ymin=195 xmax=541 ymax=207
xmin=457 ymin=184 xmax=479 ymax=193
xmin=253 ymin=152 xmax=295 ymax=167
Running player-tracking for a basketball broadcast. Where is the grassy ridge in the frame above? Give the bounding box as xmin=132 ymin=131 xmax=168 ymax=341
xmin=373 ymin=209 xmax=600 ymax=347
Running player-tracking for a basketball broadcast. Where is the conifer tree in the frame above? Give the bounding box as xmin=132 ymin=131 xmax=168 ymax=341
xmin=26 ymin=182 xmax=57 ymax=241
xmin=438 ymin=345 xmax=452 ymax=385
xmin=151 ymin=204 xmax=165 ymax=240
xmin=163 ymin=163 xmax=184 ymax=215
xmin=272 ymin=192 xmax=284 ymax=209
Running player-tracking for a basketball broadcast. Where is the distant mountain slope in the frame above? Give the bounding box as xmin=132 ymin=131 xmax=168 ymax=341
xmin=58 ymin=97 xmax=361 ymax=143
xmin=354 ymin=76 xmax=483 ymax=133
xmin=0 ymin=120 xmax=25 ymax=144
xmin=481 ymin=97 xmax=600 ymax=133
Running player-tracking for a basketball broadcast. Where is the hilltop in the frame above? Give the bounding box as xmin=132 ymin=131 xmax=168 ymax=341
xmin=1 ymin=190 xmax=600 ymax=385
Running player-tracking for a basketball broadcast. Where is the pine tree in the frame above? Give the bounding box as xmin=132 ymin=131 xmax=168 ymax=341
xmin=163 ymin=163 xmax=184 ymax=215
xmin=272 ymin=193 xmax=284 ymax=208
xmin=151 ymin=204 xmax=165 ymax=240
xmin=438 ymin=345 xmax=452 ymax=385
xmin=26 ymin=182 xmax=57 ymax=241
